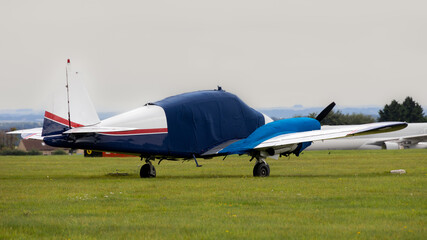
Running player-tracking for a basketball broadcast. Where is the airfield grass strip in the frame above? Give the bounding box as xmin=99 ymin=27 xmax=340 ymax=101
xmin=0 ymin=150 xmax=425 ymax=239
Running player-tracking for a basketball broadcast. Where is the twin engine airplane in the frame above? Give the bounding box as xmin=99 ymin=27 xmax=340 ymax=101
xmin=9 ymin=60 xmax=408 ymax=178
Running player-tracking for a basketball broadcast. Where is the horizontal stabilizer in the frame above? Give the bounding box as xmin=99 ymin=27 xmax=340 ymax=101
xmin=7 ymin=127 xmax=43 ymax=140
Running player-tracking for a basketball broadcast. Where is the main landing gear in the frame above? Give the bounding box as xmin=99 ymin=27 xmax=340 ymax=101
xmin=139 ymin=155 xmax=271 ymax=178
xmin=140 ymin=157 xmax=156 ymax=178
xmin=252 ymin=156 xmax=270 ymax=177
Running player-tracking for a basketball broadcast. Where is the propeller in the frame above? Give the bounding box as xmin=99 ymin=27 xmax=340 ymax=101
xmin=315 ymin=102 xmax=336 ymax=122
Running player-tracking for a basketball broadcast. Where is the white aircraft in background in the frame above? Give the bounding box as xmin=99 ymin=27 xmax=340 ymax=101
xmin=307 ymin=123 xmax=427 ymax=150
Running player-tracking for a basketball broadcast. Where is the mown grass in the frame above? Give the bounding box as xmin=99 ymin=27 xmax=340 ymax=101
xmin=0 ymin=150 xmax=425 ymax=239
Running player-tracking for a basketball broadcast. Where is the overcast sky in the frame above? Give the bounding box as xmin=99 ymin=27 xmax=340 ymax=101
xmin=0 ymin=0 xmax=426 ymax=112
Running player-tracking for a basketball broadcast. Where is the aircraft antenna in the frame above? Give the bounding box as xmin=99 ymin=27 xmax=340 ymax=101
xmin=66 ymin=59 xmax=72 ymax=128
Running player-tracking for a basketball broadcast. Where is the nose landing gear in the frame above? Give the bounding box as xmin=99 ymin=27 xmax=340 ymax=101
xmin=253 ymin=155 xmax=270 ymax=177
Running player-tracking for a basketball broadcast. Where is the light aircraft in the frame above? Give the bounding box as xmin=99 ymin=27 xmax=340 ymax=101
xmin=8 ymin=60 xmax=408 ymax=178
xmin=306 ymin=123 xmax=427 ymax=150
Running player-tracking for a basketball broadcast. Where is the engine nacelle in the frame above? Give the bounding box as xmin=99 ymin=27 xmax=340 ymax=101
xmin=265 ymin=144 xmax=298 ymax=156
xmin=383 ymin=142 xmax=400 ymax=150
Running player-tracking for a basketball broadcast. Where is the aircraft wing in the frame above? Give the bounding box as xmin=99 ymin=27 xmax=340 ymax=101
xmin=255 ymin=122 xmax=407 ymax=150
xmin=367 ymin=133 xmax=427 ymax=147
xmin=396 ymin=134 xmax=427 ymax=143
xmin=7 ymin=127 xmax=43 ymax=140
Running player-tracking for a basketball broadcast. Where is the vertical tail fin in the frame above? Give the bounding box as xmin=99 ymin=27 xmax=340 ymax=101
xmin=42 ymin=59 xmax=100 ymax=136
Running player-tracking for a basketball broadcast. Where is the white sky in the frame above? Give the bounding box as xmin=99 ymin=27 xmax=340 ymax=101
xmin=0 ymin=0 xmax=426 ymax=112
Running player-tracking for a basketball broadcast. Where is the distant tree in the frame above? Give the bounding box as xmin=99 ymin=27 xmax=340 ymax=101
xmin=0 ymin=129 xmax=18 ymax=150
xmin=307 ymin=110 xmax=375 ymax=125
xmin=345 ymin=113 xmax=377 ymax=124
xmin=318 ymin=110 xmax=345 ymax=125
xmin=379 ymin=100 xmax=403 ymax=121
xmin=401 ymin=97 xmax=425 ymax=122
xmin=379 ymin=97 xmax=426 ymax=122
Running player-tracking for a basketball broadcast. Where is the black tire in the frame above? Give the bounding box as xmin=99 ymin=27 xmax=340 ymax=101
xmin=253 ymin=162 xmax=261 ymax=176
xmin=140 ymin=163 xmax=156 ymax=178
xmin=253 ymin=162 xmax=270 ymax=177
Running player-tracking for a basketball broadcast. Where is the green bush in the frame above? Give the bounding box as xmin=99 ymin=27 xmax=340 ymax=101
xmin=52 ymin=149 xmax=67 ymax=155
xmin=0 ymin=149 xmax=28 ymax=156
xmin=27 ymin=150 xmax=42 ymax=155
xmin=0 ymin=149 xmax=41 ymax=155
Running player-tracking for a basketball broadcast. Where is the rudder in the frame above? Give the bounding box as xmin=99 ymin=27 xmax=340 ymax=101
xmin=42 ymin=59 xmax=100 ymax=136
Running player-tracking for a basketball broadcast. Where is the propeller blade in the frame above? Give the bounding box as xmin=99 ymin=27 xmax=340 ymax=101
xmin=316 ymin=102 xmax=336 ymax=122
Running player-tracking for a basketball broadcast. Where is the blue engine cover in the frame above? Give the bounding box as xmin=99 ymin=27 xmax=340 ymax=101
xmin=220 ymin=117 xmax=321 ymax=155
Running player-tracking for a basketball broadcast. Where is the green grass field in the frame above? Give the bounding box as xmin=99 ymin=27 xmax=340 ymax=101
xmin=0 ymin=150 xmax=425 ymax=239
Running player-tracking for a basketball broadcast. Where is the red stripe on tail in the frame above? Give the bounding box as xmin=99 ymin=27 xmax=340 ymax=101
xmin=44 ymin=111 xmax=84 ymax=128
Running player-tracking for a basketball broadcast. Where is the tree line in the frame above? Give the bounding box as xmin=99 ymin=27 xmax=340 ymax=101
xmin=378 ymin=97 xmax=426 ymax=123
xmin=307 ymin=110 xmax=376 ymax=125
xmin=309 ymin=96 xmax=425 ymax=125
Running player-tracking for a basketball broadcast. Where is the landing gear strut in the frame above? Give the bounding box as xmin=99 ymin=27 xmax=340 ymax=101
xmin=253 ymin=156 xmax=270 ymax=177
xmin=140 ymin=158 xmax=156 ymax=178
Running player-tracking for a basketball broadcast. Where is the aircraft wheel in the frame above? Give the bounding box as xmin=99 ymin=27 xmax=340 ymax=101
xmin=253 ymin=162 xmax=270 ymax=177
xmin=140 ymin=163 xmax=156 ymax=178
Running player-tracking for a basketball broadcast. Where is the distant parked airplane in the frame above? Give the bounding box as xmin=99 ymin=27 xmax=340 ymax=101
xmin=306 ymin=123 xmax=427 ymax=150
xmin=8 ymin=60 xmax=407 ymax=178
